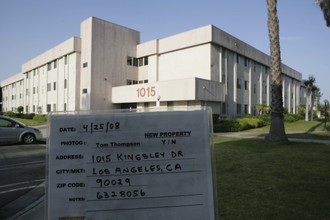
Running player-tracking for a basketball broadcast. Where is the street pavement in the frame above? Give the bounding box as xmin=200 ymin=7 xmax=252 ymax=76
xmin=5 ymin=130 xmax=330 ymax=219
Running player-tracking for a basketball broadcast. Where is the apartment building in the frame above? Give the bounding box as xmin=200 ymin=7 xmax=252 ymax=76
xmin=0 ymin=16 xmax=306 ymax=117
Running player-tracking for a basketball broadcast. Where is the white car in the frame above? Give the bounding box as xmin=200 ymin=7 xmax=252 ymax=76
xmin=0 ymin=115 xmax=43 ymax=144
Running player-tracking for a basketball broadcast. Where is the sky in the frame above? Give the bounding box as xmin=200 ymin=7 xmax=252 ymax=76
xmin=0 ymin=0 xmax=329 ymax=102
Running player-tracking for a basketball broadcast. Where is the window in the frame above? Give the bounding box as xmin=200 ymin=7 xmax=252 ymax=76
xmin=12 ymin=84 xmax=15 ymax=88
xmin=254 ymin=64 xmax=256 ymax=72
xmin=26 ymin=89 xmax=29 ymax=95
xmin=237 ymin=104 xmax=242 ymax=114
xmin=33 ymin=87 xmax=36 ymax=94
xmin=47 ymin=104 xmax=51 ymax=112
xmin=64 ymin=56 xmax=67 ymax=65
xmin=26 ymin=106 xmax=29 ymax=113
xmin=47 ymin=63 xmax=52 ymax=71
xmin=47 ymin=83 xmax=51 ymax=92
xmin=144 ymin=57 xmax=148 ymax=65
xmin=254 ymin=84 xmax=257 ymax=94
xmin=127 ymin=80 xmax=132 ymax=85
xmin=64 ymin=79 xmax=67 ymax=89
xmin=53 ymin=60 xmax=57 ymax=69
xmin=26 ymin=73 xmax=29 ymax=79
xmin=244 ymin=57 xmax=248 ymax=67
xmin=144 ymin=80 xmax=148 ymax=83
xmin=82 ymin=88 xmax=88 ymax=94
xmin=244 ymin=80 xmax=249 ymax=90
xmin=127 ymin=56 xmax=133 ymax=65
xmin=53 ymin=104 xmax=56 ymax=111
xmin=265 ymin=85 xmax=267 ymax=94
xmin=236 ymin=55 xmax=240 ymax=64
xmin=53 ymin=82 xmax=56 ymax=91
xmin=33 ymin=105 xmax=35 ymax=112
xmin=64 ymin=103 xmax=67 ymax=111
xmin=237 ymin=79 xmax=242 ymax=89
xmin=83 ymin=62 xmax=88 ymax=68
xmin=133 ymin=58 xmax=138 ymax=67
xmin=0 ymin=118 xmax=13 ymax=127
xmin=221 ymin=102 xmax=227 ymax=114
xmin=138 ymin=58 xmax=144 ymax=67
xmin=244 ymin=104 xmax=249 ymax=114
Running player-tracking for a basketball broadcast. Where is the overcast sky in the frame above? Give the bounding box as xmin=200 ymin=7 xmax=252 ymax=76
xmin=1 ymin=0 xmax=329 ymax=101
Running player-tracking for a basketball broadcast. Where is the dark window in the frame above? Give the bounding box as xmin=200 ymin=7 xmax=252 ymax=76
xmin=64 ymin=79 xmax=67 ymax=89
xmin=144 ymin=57 xmax=148 ymax=65
xmin=237 ymin=104 xmax=242 ymax=114
xmin=138 ymin=58 xmax=144 ymax=66
xmin=244 ymin=81 xmax=249 ymax=90
xmin=237 ymin=79 xmax=242 ymax=89
xmin=64 ymin=103 xmax=67 ymax=111
xmin=236 ymin=55 xmax=240 ymax=64
xmin=53 ymin=60 xmax=57 ymax=69
xmin=64 ymin=56 xmax=67 ymax=65
xmin=47 ymin=104 xmax=51 ymax=112
xmin=82 ymin=88 xmax=88 ymax=94
xmin=254 ymin=84 xmax=256 ymax=94
xmin=53 ymin=82 xmax=56 ymax=90
xmin=127 ymin=56 xmax=132 ymax=66
xmin=83 ymin=62 xmax=88 ymax=68
xmin=244 ymin=104 xmax=249 ymax=114
xmin=244 ymin=57 xmax=248 ymax=67
xmin=221 ymin=102 xmax=227 ymax=114
xmin=47 ymin=63 xmax=52 ymax=71
xmin=133 ymin=58 xmax=138 ymax=67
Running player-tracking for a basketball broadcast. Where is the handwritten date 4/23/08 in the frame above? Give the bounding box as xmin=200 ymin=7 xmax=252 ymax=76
xmin=96 ymin=189 xmax=146 ymax=200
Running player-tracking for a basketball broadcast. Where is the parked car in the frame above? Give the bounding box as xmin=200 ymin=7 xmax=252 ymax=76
xmin=0 ymin=115 xmax=43 ymax=144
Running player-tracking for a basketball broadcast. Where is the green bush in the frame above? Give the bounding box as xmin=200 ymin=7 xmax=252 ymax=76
xmin=33 ymin=114 xmax=48 ymax=122
xmin=214 ymin=119 xmax=241 ymax=132
xmin=284 ymin=114 xmax=303 ymax=123
xmin=236 ymin=117 xmax=263 ymax=130
xmin=17 ymin=106 xmax=24 ymax=113
xmin=4 ymin=111 xmax=17 ymax=118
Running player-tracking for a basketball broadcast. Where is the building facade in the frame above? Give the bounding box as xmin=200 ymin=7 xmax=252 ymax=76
xmin=1 ymin=17 xmax=307 ymax=117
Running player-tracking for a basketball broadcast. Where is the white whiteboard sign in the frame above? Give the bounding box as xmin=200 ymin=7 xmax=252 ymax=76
xmin=47 ymin=110 xmax=216 ymax=220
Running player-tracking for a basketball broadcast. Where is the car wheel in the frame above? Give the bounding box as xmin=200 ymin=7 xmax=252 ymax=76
xmin=22 ymin=133 xmax=36 ymax=144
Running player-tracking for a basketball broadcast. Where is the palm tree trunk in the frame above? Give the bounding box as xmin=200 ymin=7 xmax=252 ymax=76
xmin=265 ymin=0 xmax=288 ymax=144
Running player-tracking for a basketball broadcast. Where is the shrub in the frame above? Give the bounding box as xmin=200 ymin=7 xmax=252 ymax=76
xmin=17 ymin=106 xmax=24 ymax=113
xmin=4 ymin=111 xmax=17 ymax=118
xmin=214 ymin=119 xmax=241 ymax=132
xmin=33 ymin=114 xmax=48 ymax=122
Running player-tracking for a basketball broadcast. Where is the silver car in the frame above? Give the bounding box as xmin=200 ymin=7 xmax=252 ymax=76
xmin=0 ymin=115 xmax=43 ymax=144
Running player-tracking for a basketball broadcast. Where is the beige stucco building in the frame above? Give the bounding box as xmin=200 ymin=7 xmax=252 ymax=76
xmin=0 ymin=16 xmax=307 ymax=117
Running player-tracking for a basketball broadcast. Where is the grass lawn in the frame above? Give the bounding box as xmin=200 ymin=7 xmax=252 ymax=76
xmin=214 ymin=136 xmax=330 ymax=219
xmin=12 ymin=117 xmax=46 ymax=126
xmin=244 ymin=120 xmax=330 ymax=140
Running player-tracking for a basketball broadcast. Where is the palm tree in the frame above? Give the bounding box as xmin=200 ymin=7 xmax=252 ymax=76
xmin=265 ymin=0 xmax=288 ymax=144
xmin=304 ymin=75 xmax=321 ymax=121
xmin=317 ymin=0 xmax=330 ymax=26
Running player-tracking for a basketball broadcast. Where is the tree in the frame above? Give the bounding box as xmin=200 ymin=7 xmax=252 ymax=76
xmin=303 ymin=75 xmax=321 ymax=121
xmin=17 ymin=106 xmax=24 ymax=114
xmin=317 ymin=0 xmax=330 ymax=26
xmin=265 ymin=0 xmax=288 ymax=144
